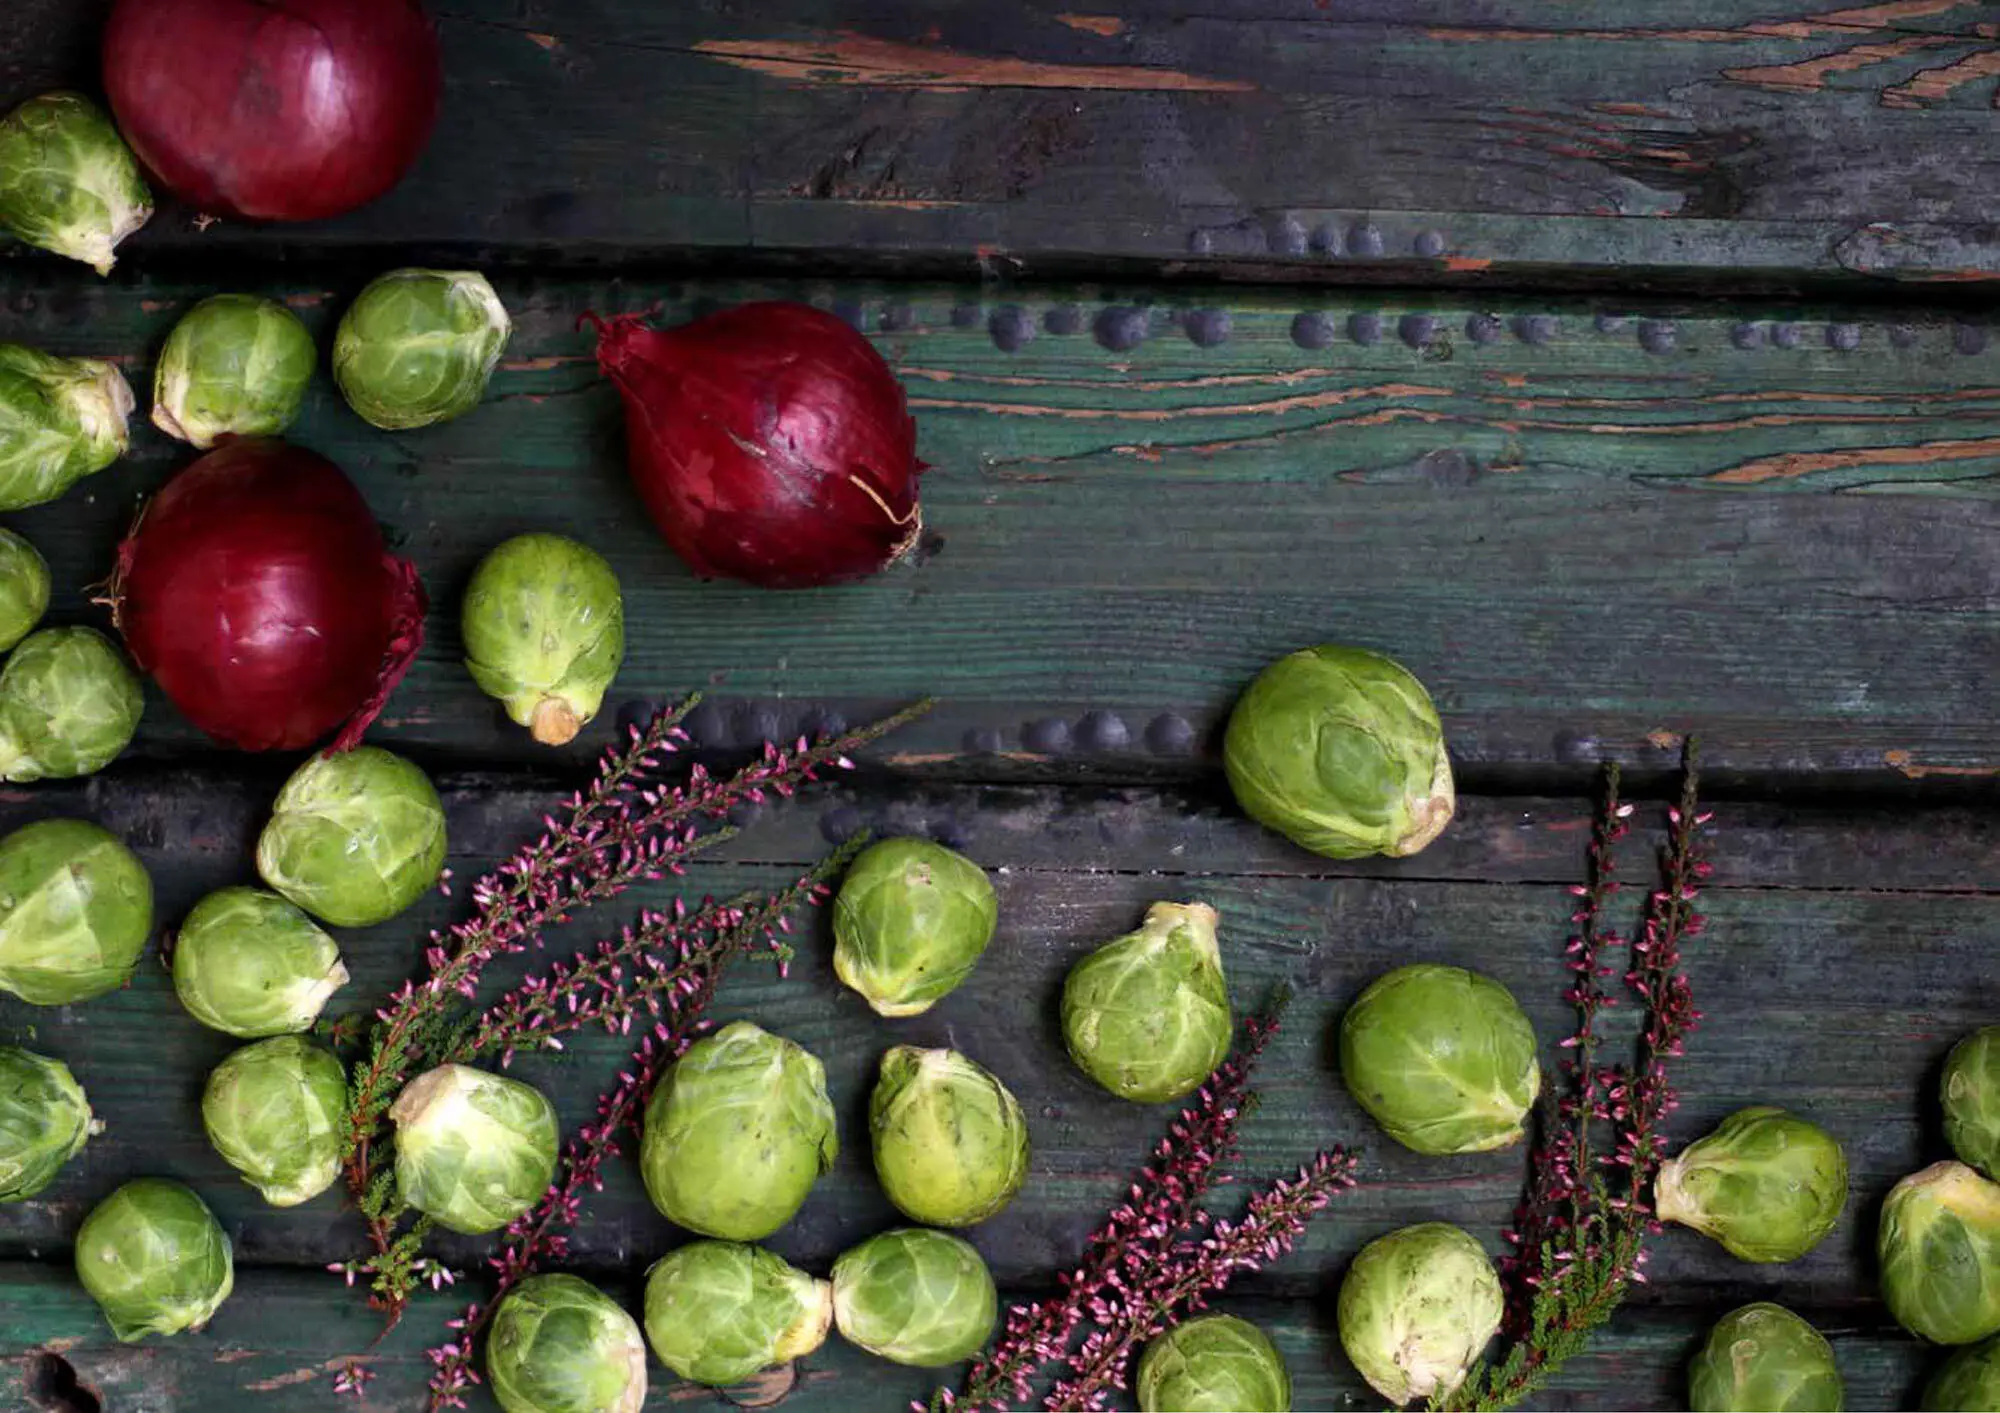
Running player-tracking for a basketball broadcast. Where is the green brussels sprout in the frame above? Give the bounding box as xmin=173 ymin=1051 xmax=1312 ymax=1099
xmin=0 ymin=627 xmax=143 ymax=782
xmin=486 ymin=1272 xmax=648 ymax=1413
xmin=333 ymin=268 xmax=511 ymax=430
xmin=639 ymin=1020 xmax=837 ymax=1241
xmin=462 ymin=533 xmax=625 ymax=747
xmin=151 ymin=294 xmax=316 ymax=448
xmin=831 ymin=1228 xmax=997 ymax=1368
xmin=171 ymin=887 xmax=348 ymax=1038
xmin=256 ymin=745 xmax=447 ymax=928
xmin=642 ymin=1240 xmax=833 ymax=1387
xmin=1223 ymin=644 xmax=1454 ymax=860
xmin=1337 ymin=1222 xmax=1502 ymax=1408
xmin=74 ymin=1177 xmax=233 ymax=1341
xmin=1338 ymin=963 xmax=1539 ymax=1155
xmin=0 ymin=92 xmax=151 ymax=275
xmin=832 ymin=837 xmax=997 ymax=1018
xmin=0 ymin=818 xmax=153 ymax=1005
xmin=871 ymin=1046 xmax=1030 ymax=1228
xmin=0 ymin=528 xmax=50 ymax=652
xmin=1946 ymin=1027 xmax=2000 ymax=1183
xmin=1879 ymin=1161 xmax=2000 ymax=1345
xmin=1137 ymin=1314 xmax=1292 ymax=1413
xmin=390 ymin=1064 xmax=559 ymax=1235
xmin=0 ymin=341 xmax=134 ymax=511
xmin=1688 ymin=1303 xmax=1844 ymax=1413
xmin=0 ymin=1046 xmax=97 ymax=1201
xmin=1062 ymin=900 xmax=1230 ymax=1104
xmin=1924 ymin=1334 xmax=2000 ymax=1412
xmin=201 ymin=1035 xmax=346 ymax=1207
xmin=1656 ymin=1107 xmax=1848 ymax=1263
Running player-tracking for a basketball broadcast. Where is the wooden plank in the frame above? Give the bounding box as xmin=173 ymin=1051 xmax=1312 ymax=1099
xmin=0 ymin=782 xmax=1989 ymax=1312
xmin=9 ymin=0 xmax=2000 ymax=289
xmin=0 ymin=273 xmax=1996 ymax=786
xmin=0 ymin=1264 xmax=1938 ymax=1412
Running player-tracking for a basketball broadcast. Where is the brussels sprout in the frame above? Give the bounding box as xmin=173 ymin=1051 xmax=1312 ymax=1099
xmin=1946 ymin=1027 xmax=2000 ymax=1183
xmin=333 ymin=269 xmax=511 ymax=430
xmin=1337 ymin=1222 xmax=1502 ymax=1407
xmin=639 ymin=1020 xmax=837 ymax=1241
xmin=1062 ymin=900 xmax=1230 ymax=1104
xmin=0 ymin=342 xmax=134 ymax=511
xmin=75 ymin=1177 xmax=233 ymax=1341
xmin=870 ymin=1046 xmax=1030 ymax=1228
xmin=1656 ymin=1107 xmax=1848 ymax=1263
xmin=1688 ymin=1303 xmax=1844 ymax=1413
xmin=486 ymin=1272 xmax=648 ymax=1413
xmin=462 ymin=534 xmax=625 ymax=746
xmin=0 ymin=1046 xmax=97 ymax=1201
xmin=390 ymin=1064 xmax=559 ymax=1235
xmin=1338 ymin=964 xmax=1539 ymax=1155
xmin=832 ymin=837 xmax=997 ymax=1018
xmin=831 ymin=1228 xmax=997 ymax=1368
xmin=1137 ymin=1314 xmax=1291 ymax=1413
xmin=0 ymin=528 xmax=50 ymax=652
xmin=1879 ymin=1161 xmax=2000 ymax=1345
xmin=0 ymin=627 xmax=143 ymax=782
xmin=0 ymin=817 xmax=153 ymax=1006
xmin=642 ymin=1240 xmax=833 ymax=1387
xmin=256 ymin=745 xmax=448 ymax=928
xmin=171 ymin=887 xmax=348 ymax=1038
xmin=1223 ymin=644 xmax=1454 ymax=860
xmin=201 ymin=1035 xmax=346 ymax=1207
xmin=151 ymin=294 xmax=316 ymax=448
xmin=1924 ymin=1334 xmax=2000 ymax=1412
xmin=0 ymin=92 xmax=151 ymax=275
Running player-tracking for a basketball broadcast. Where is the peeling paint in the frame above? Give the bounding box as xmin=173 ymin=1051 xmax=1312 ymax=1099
xmin=692 ymin=34 xmax=1253 ymax=92
xmin=1706 ymin=435 xmax=2000 ymax=483
xmin=1885 ymin=749 xmax=1999 ymax=778
xmin=1055 ymin=14 xmax=1125 ymax=36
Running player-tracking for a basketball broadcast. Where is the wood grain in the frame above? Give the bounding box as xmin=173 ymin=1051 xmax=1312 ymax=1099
xmin=0 ymin=273 xmax=1995 ymax=788
xmin=0 ymin=781 xmax=1988 ymax=1324
xmin=0 ymin=1265 xmax=1941 ymax=1412
xmin=8 ymin=0 xmax=2000 ymax=288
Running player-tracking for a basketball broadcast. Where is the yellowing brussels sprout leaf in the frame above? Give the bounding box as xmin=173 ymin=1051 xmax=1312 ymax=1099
xmin=1879 ymin=1161 xmax=2000 ymax=1345
xmin=642 ymin=1240 xmax=831 ymax=1387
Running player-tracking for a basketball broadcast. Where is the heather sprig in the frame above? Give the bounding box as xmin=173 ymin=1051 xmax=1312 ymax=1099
xmin=934 ymin=999 xmax=1359 ymax=1413
xmin=335 ymin=696 xmax=929 ymax=1322
xmin=420 ymin=841 xmax=863 ymax=1409
xmin=1440 ymin=742 xmax=1708 ymax=1412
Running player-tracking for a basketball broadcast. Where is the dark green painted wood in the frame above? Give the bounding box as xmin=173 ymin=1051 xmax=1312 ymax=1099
xmin=0 ymin=784 xmax=1988 ymax=1322
xmin=0 ymin=1265 xmax=1940 ymax=1412
xmin=1 ymin=273 xmax=1996 ymax=787
xmin=8 ymin=0 xmax=2000 ymax=290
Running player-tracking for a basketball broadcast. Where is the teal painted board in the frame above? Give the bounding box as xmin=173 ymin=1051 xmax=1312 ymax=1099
xmin=0 ymin=274 xmax=1996 ymax=786
xmin=0 ymin=1266 xmax=1940 ymax=1412
xmin=7 ymin=0 xmax=2000 ymax=289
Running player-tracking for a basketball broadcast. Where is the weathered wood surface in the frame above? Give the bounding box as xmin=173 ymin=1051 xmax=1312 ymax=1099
xmin=0 ymin=1266 xmax=1941 ymax=1412
xmin=0 ymin=775 xmax=1990 ymax=1408
xmin=9 ymin=0 xmax=2000 ymax=290
xmin=2 ymin=273 xmax=1998 ymax=789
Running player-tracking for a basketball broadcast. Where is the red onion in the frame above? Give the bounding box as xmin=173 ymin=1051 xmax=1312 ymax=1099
xmin=585 ymin=302 xmax=925 ymax=588
xmin=111 ymin=439 xmax=427 ymax=753
xmin=102 ymin=0 xmax=441 ymax=224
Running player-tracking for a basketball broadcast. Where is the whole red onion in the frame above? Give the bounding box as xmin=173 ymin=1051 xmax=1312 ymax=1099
xmin=111 ymin=440 xmax=427 ymax=753
xmin=102 ymin=0 xmax=441 ymax=223
xmin=586 ymin=303 xmax=925 ymax=588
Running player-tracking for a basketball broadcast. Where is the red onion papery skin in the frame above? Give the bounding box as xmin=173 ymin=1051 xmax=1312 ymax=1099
xmin=585 ymin=303 xmax=926 ymax=589
xmin=111 ymin=440 xmax=427 ymax=754
xmin=102 ymin=0 xmax=441 ymax=224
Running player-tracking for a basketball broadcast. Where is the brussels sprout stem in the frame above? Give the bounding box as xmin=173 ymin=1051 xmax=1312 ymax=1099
xmin=1440 ymin=743 xmax=1710 ymax=1412
xmin=418 ymin=841 xmax=862 ymax=1410
xmin=934 ymin=1000 xmax=1360 ymax=1413
xmin=333 ymin=696 xmax=930 ymax=1328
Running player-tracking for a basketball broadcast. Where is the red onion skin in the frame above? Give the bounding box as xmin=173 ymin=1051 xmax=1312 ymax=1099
xmin=102 ymin=0 xmax=441 ymax=223
xmin=113 ymin=440 xmax=426 ymax=753
xmin=587 ymin=303 xmax=925 ymax=589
